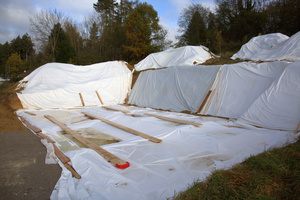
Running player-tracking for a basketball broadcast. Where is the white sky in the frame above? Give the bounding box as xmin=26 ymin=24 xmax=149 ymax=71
xmin=0 ymin=0 xmax=216 ymax=44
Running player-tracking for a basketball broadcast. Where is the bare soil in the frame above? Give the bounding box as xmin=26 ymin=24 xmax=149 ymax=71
xmin=0 ymin=92 xmax=61 ymax=199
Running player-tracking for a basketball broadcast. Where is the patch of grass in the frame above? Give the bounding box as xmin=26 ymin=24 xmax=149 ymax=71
xmin=173 ymin=137 xmax=300 ymax=200
xmin=203 ymin=51 xmax=243 ymax=66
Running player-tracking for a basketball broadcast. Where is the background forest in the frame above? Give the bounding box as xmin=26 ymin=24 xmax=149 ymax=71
xmin=0 ymin=0 xmax=299 ymax=80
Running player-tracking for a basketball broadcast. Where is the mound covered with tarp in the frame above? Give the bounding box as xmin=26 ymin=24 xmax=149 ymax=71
xmin=17 ymin=61 xmax=132 ymax=109
xmin=231 ymin=31 xmax=300 ymax=61
xmin=129 ymin=60 xmax=300 ymax=131
xmin=134 ymin=45 xmax=215 ymax=71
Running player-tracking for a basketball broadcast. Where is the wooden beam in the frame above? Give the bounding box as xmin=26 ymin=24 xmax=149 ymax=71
xmin=96 ymin=91 xmax=104 ymax=105
xmin=18 ymin=116 xmax=81 ymax=178
xmin=79 ymin=93 xmax=85 ymax=106
xmin=44 ymin=115 xmax=129 ymax=169
xmin=203 ymin=89 xmax=216 ymax=115
xmin=19 ymin=116 xmax=42 ymax=133
xmin=144 ymin=113 xmax=202 ymax=127
xmin=196 ymin=78 xmax=215 ymax=113
xmin=82 ymin=112 xmax=162 ymax=143
xmin=102 ymin=106 xmax=131 ymax=113
xmin=295 ymin=121 xmax=300 ymax=134
xmin=24 ymin=111 xmax=36 ymax=116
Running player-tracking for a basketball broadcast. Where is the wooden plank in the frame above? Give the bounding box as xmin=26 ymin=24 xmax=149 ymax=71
xmin=82 ymin=112 xmax=162 ymax=143
xmin=79 ymin=93 xmax=85 ymax=106
xmin=24 ymin=111 xmax=36 ymax=116
xmin=19 ymin=116 xmax=42 ymax=133
xmin=196 ymin=90 xmax=212 ymax=113
xmin=196 ymin=78 xmax=215 ymax=113
xmin=96 ymin=91 xmax=104 ymax=105
xmin=44 ymin=115 xmax=129 ymax=168
xmin=102 ymin=106 xmax=130 ymax=113
xmin=18 ymin=116 xmax=81 ymax=178
xmin=64 ymin=163 xmax=81 ymax=179
xmin=203 ymin=89 xmax=216 ymax=114
xmin=295 ymin=121 xmax=300 ymax=134
xmin=216 ymin=69 xmax=222 ymax=107
xmin=144 ymin=113 xmax=202 ymax=127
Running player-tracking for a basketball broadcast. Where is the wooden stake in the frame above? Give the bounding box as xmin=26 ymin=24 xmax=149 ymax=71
xmin=203 ymin=89 xmax=216 ymax=114
xmin=102 ymin=106 xmax=130 ymax=113
xmin=79 ymin=93 xmax=85 ymax=106
xmin=44 ymin=115 xmax=129 ymax=168
xmin=144 ymin=113 xmax=202 ymax=127
xmin=196 ymin=78 xmax=215 ymax=113
xmin=96 ymin=91 xmax=104 ymax=105
xmin=82 ymin=112 xmax=162 ymax=143
xmin=295 ymin=121 xmax=300 ymax=134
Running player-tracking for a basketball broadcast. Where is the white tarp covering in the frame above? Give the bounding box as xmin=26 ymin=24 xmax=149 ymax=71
xmin=238 ymin=61 xmax=300 ymax=131
xmin=129 ymin=65 xmax=220 ymax=112
xmin=201 ymin=61 xmax=288 ymax=118
xmin=17 ymin=61 xmax=132 ymax=109
xmin=16 ymin=106 xmax=299 ymax=200
xmin=134 ymin=46 xmax=214 ymax=71
xmin=231 ymin=32 xmax=300 ymax=61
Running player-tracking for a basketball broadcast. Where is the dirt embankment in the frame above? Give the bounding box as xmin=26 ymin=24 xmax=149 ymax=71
xmin=0 ymin=92 xmax=26 ymax=133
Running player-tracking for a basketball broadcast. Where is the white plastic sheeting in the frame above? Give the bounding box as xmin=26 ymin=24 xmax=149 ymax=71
xmin=231 ymin=32 xmax=300 ymax=61
xmin=134 ymin=46 xmax=214 ymax=71
xmin=16 ymin=106 xmax=299 ymax=200
xmin=17 ymin=61 xmax=132 ymax=109
xmin=238 ymin=61 xmax=300 ymax=131
xmin=129 ymin=65 xmax=220 ymax=112
xmin=202 ymin=61 xmax=288 ymax=118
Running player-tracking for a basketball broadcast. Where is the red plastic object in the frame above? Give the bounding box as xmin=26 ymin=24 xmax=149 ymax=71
xmin=116 ymin=161 xmax=130 ymax=169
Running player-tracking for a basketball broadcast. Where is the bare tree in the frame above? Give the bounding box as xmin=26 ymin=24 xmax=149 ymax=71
xmin=30 ymin=8 xmax=67 ymax=55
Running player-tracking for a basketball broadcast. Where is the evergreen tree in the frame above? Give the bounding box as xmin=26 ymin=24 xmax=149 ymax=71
xmin=123 ymin=2 xmax=167 ymax=63
xmin=48 ymin=23 xmax=76 ymax=63
xmin=182 ymin=11 xmax=207 ymax=45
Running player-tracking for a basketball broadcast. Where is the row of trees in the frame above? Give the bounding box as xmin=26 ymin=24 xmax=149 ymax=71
xmin=177 ymin=0 xmax=300 ymax=53
xmin=1 ymin=0 xmax=299 ymax=79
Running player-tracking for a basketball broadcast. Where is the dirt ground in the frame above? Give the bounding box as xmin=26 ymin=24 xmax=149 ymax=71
xmin=0 ymin=93 xmax=61 ymax=199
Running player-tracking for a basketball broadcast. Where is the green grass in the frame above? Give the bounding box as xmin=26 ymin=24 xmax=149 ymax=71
xmin=173 ymin=137 xmax=300 ymax=200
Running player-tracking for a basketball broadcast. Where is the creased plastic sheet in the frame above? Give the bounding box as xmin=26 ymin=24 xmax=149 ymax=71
xmin=237 ymin=61 xmax=300 ymax=131
xmin=16 ymin=106 xmax=299 ymax=200
xmin=17 ymin=61 xmax=132 ymax=109
xmin=129 ymin=65 xmax=220 ymax=112
xmin=134 ymin=46 xmax=214 ymax=71
xmin=231 ymin=31 xmax=300 ymax=61
xmin=202 ymin=61 xmax=288 ymax=118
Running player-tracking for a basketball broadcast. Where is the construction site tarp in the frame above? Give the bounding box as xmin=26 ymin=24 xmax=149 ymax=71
xmin=134 ymin=46 xmax=214 ymax=71
xmin=17 ymin=61 xmax=132 ymax=109
xmin=16 ymin=106 xmax=299 ymax=200
xmin=201 ymin=61 xmax=288 ymax=118
xmin=231 ymin=32 xmax=300 ymax=61
xmin=129 ymin=65 xmax=220 ymax=112
xmin=238 ymin=61 xmax=300 ymax=131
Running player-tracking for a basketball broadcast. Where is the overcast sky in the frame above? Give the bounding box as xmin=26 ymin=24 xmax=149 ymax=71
xmin=0 ymin=0 xmax=216 ymax=44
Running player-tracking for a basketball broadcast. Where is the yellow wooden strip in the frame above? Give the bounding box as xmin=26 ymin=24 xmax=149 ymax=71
xmin=96 ymin=91 xmax=104 ymax=105
xmin=295 ymin=121 xmax=300 ymax=134
xmin=102 ymin=106 xmax=130 ymax=113
xmin=144 ymin=113 xmax=202 ymax=127
xmin=44 ymin=115 xmax=127 ymax=166
xmin=196 ymin=78 xmax=215 ymax=113
xmin=203 ymin=89 xmax=216 ymax=114
xmin=82 ymin=112 xmax=162 ymax=143
xmin=24 ymin=111 xmax=36 ymax=116
xmin=79 ymin=93 xmax=85 ymax=106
